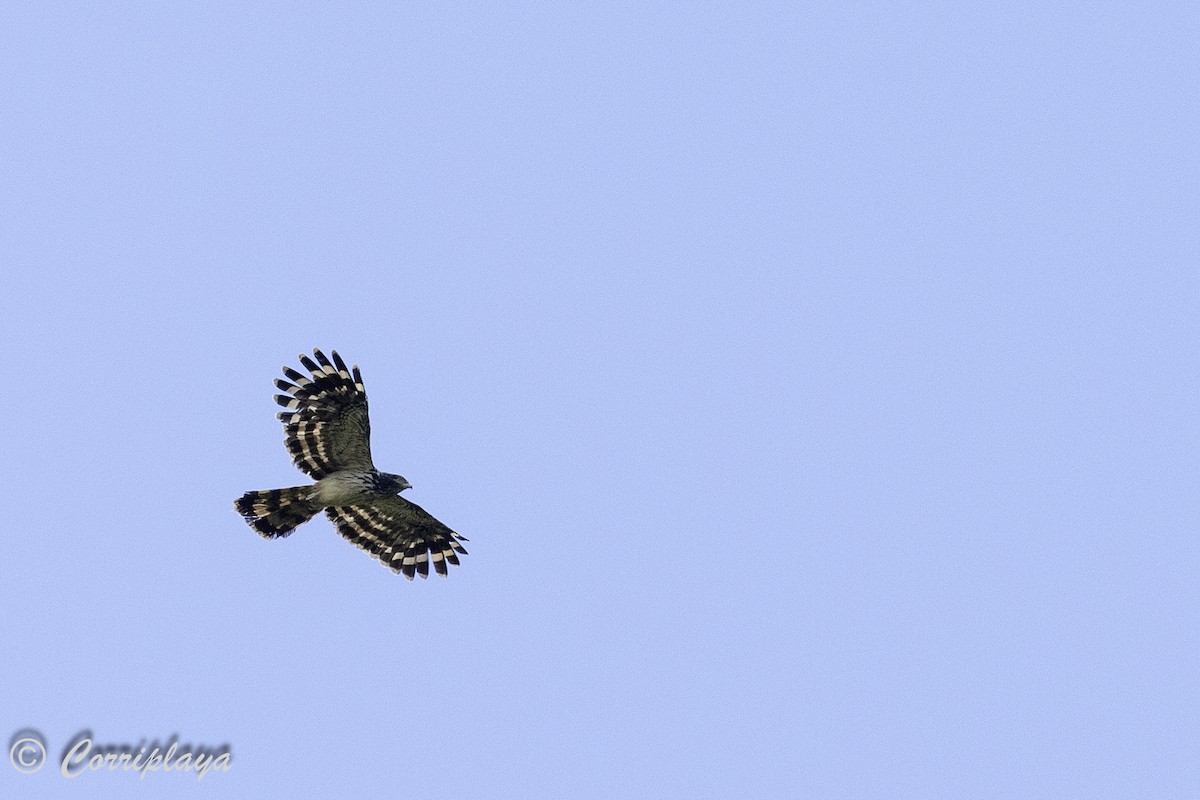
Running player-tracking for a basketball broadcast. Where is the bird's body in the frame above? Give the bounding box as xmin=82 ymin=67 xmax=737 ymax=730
xmin=313 ymin=469 xmax=409 ymax=507
xmin=235 ymin=349 xmax=467 ymax=579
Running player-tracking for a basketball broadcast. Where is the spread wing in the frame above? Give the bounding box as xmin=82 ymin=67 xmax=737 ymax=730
xmin=274 ymin=349 xmax=374 ymax=479
xmin=326 ymin=497 xmax=469 ymax=580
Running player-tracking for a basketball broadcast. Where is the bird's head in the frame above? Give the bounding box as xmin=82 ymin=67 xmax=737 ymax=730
xmin=379 ymin=472 xmax=412 ymax=494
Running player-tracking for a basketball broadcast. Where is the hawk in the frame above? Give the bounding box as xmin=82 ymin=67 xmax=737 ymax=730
xmin=235 ymin=349 xmax=468 ymax=579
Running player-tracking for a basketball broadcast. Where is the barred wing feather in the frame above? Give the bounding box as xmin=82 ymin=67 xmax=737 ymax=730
xmin=273 ymin=349 xmax=374 ymax=479
xmin=326 ymin=496 xmax=469 ymax=580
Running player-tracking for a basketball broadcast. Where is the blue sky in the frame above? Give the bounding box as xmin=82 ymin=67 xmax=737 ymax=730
xmin=1 ymin=3 xmax=1196 ymax=798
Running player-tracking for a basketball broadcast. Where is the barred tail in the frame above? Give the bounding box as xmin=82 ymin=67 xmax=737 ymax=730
xmin=235 ymin=486 xmax=321 ymax=538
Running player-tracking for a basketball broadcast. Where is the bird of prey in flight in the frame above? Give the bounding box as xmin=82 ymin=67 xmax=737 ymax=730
xmin=235 ymin=349 xmax=467 ymax=579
